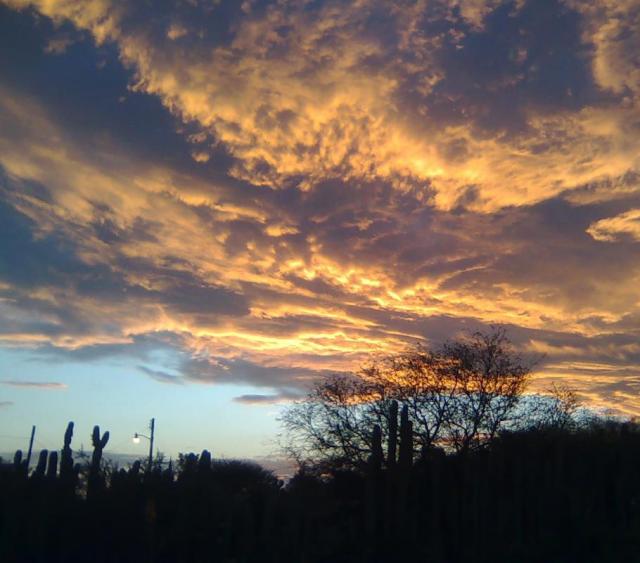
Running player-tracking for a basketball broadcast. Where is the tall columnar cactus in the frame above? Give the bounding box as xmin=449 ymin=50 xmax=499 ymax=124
xmin=182 ymin=453 xmax=198 ymax=476
xmin=60 ymin=422 xmax=74 ymax=478
xmin=59 ymin=422 xmax=80 ymax=492
xmin=198 ymin=449 xmax=212 ymax=472
xmin=366 ymin=424 xmax=385 ymax=549
xmin=34 ymin=449 xmax=48 ymax=478
xmin=370 ymin=424 xmax=384 ymax=472
xmin=90 ymin=425 xmax=110 ymax=474
xmin=387 ymin=400 xmax=398 ymax=469
xmin=384 ymin=401 xmax=400 ymax=545
xmin=392 ymin=404 xmax=413 ymax=548
xmin=13 ymin=449 xmax=23 ymax=469
xmin=13 ymin=450 xmax=27 ymax=479
xmin=88 ymin=425 xmax=110 ymax=498
xmin=47 ymin=451 xmax=58 ymax=480
xmin=398 ymin=405 xmax=413 ymax=470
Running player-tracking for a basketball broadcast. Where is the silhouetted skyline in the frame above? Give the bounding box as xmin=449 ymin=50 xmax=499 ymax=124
xmin=1 ymin=0 xmax=639 ymax=457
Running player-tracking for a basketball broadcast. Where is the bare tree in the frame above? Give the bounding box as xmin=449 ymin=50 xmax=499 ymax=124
xmin=357 ymin=350 xmax=461 ymax=453
xmin=522 ymin=382 xmax=582 ymax=432
xmin=280 ymin=373 xmax=391 ymax=470
xmin=281 ymin=327 xmax=533 ymax=468
xmin=440 ymin=328 xmax=531 ymax=451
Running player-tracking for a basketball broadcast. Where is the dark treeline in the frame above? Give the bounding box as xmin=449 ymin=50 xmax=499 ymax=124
xmin=2 ymin=419 xmax=640 ymax=562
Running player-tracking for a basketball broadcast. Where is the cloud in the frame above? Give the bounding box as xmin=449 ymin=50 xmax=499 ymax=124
xmin=176 ymin=356 xmax=333 ymax=392
xmin=137 ymin=366 xmax=185 ymax=385
xmin=1 ymin=381 xmax=67 ymax=389
xmin=581 ymin=0 xmax=640 ymax=95
xmin=4 ymin=0 xmax=639 ymax=211
xmin=587 ymin=209 xmax=640 ymax=242
xmin=43 ymin=32 xmax=76 ymax=54
xmin=0 ymin=0 xmax=639 ymax=416
xmin=233 ymin=392 xmax=302 ymax=405
xmin=0 ymin=401 xmax=14 ymax=409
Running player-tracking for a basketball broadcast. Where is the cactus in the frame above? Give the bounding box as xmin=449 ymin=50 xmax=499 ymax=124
xmin=87 ymin=425 xmax=110 ymax=498
xmin=90 ymin=425 xmax=110 ymax=474
xmin=13 ymin=449 xmax=28 ymax=479
xmin=182 ymin=453 xmax=198 ymax=476
xmin=34 ymin=449 xmax=48 ymax=478
xmin=47 ymin=451 xmax=58 ymax=480
xmin=398 ymin=404 xmax=413 ymax=470
xmin=60 ymin=421 xmax=74 ymax=479
xmin=387 ymin=400 xmax=398 ymax=469
xmin=365 ymin=423 xmax=384 ymax=547
xmin=369 ymin=424 xmax=384 ymax=472
xmin=391 ymin=405 xmax=413 ymax=550
xmin=198 ymin=449 xmax=212 ymax=472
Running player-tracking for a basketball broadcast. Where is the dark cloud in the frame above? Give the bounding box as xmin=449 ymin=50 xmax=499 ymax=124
xmin=137 ymin=366 xmax=185 ymax=385
xmin=27 ymin=332 xmax=185 ymax=363
xmin=178 ymin=356 xmax=332 ymax=391
xmin=437 ymin=196 xmax=640 ymax=315
xmin=125 ymin=278 xmax=250 ymax=318
xmin=422 ymin=0 xmax=598 ymax=134
xmin=0 ymin=173 xmax=249 ymax=343
xmin=233 ymin=391 xmax=303 ymax=405
xmin=0 ymin=6 xmax=178 ymax=163
xmin=0 ymin=183 xmax=91 ymax=289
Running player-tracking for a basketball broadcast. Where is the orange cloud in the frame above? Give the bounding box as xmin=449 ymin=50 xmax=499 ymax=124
xmin=587 ymin=209 xmax=640 ymax=242
xmin=1 ymin=0 xmax=640 ymax=415
xmin=4 ymin=0 xmax=639 ymax=211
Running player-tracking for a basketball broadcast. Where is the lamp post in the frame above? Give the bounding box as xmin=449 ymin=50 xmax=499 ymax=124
xmin=133 ymin=417 xmax=155 ymax=471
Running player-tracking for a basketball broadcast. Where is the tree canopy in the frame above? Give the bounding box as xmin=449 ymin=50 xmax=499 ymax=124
xmin=281 ymin=328 xmax=542 ymax=469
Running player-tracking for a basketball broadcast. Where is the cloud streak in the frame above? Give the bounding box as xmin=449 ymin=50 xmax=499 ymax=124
xmin=587 ymin=209 xmax=640 ymax=242
xmin=233 ymin=392 xmax=303 ymax=405
xmin=1 ymin=381 xmax=67 ymax=389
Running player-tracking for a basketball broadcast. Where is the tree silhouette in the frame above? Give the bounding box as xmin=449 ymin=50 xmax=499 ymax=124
xmin=282 ymin=327 xmax=532 ymax=468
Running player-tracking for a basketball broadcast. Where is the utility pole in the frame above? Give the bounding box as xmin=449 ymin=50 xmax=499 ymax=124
xmin=148 ymin=417 xmax=155 ymax=471
xmin=133 ymin=418 xmax=156 ymax=472
xmin=25 ymin=425 xmax=36 ymax=468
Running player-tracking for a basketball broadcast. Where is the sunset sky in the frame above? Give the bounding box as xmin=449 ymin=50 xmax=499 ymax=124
xmin=1 ymin=0 xmax=639 ymax=459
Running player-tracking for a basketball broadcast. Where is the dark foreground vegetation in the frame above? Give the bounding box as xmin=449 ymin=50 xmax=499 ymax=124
xmin=2 ymin=330 xmax=639 ymax=562
xmin=3 ymin=421 xmax=640 ymax=563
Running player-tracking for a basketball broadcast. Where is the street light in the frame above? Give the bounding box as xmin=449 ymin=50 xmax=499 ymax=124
xmin=132 ymin=417 xmax=155 ymax=471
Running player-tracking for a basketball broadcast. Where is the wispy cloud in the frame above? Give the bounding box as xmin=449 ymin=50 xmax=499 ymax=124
xmin=1 ymin=381 xmax=68 ymax=389
xmin=137 ymin=366 xmax=185 ymax=385
xmin=587 ymin=209 xmax=640 ymax=242
xmin=233 ymin=393 xmax=302 ymax=406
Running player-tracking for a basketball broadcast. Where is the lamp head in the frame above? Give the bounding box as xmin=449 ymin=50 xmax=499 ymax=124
xmin=133 ymin=433 xmax=140 ymax=444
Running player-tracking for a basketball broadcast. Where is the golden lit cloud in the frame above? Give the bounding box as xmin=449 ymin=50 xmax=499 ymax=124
xmin=4 ymin=0 xmax=639 ymax=211
xmin=587 ymin=209 xmax=640 ymax=242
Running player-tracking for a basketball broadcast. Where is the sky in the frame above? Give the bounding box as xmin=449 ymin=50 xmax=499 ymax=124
xmin=1 ymin=0 xmax=639 ymax=460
